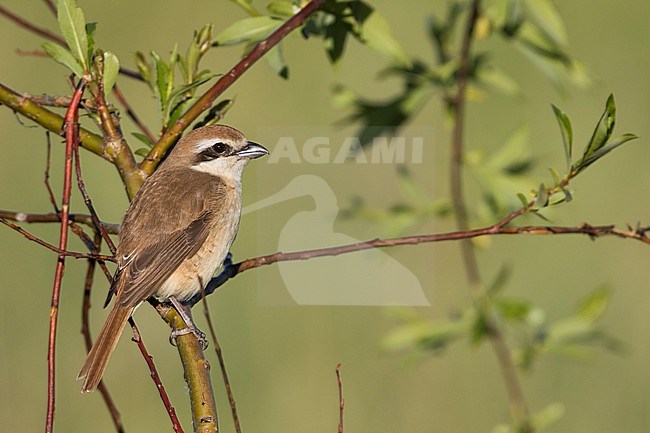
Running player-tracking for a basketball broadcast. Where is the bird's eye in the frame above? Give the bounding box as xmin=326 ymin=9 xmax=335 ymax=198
xmin=211 ymin=142 xmax=228 ymax=155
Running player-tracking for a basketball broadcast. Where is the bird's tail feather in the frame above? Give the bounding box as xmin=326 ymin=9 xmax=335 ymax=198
xmin=77 ymin=305 xmax=133 ymax=393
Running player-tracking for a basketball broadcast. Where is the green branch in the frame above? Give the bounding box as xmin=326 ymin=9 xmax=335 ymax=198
xmin=0 ymin=82 xmax=104 ymax=157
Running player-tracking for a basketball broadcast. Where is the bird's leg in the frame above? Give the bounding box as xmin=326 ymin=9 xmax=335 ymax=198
xmin=168 ymin=296 xmax=209 ymax=350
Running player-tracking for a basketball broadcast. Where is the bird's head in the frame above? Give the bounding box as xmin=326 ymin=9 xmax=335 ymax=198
xmin=165 ymin=125 xmax=269 ymax=183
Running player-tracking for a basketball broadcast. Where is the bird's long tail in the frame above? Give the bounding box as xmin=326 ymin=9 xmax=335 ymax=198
xmin=77 ymin=305 xmax=133 ymax=393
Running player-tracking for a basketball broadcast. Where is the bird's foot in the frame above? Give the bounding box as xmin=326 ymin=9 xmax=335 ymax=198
xmin=168 ymin=295 xmax=209 ymax=350
xmin=169 ymin=325 xmax=209 ymax=350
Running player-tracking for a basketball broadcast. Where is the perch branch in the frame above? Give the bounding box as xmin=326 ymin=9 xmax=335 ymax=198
xmin=200 ymin=288 xmax=242 ymax=433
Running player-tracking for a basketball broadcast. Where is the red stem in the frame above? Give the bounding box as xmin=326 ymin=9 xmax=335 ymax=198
xmin=130 ymin=319 xmax=185 ymax=433
xmin=45 ymin=80 xmax=84 ymax=433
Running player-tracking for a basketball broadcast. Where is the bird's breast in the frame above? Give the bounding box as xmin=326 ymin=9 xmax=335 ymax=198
xmin=155 ymin=200 xmax=241 ymax=302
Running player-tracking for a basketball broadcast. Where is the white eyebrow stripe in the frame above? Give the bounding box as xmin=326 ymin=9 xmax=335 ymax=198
xmin=194 ymin=138 xmax=220 ymax=152
xmin=196 ymin=138 xmax=232 ymax=153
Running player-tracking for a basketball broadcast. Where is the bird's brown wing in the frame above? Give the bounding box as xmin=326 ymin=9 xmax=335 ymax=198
xmin=114 ymin=211 xmax=212 ymax=308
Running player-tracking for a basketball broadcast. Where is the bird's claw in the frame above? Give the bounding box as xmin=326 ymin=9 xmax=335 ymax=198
xmin=169 ymin=326 xmax=209 ymax=350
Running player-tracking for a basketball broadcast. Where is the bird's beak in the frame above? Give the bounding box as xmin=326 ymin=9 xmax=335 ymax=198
xmin=235 ymin=141 xmax=269 ymax=159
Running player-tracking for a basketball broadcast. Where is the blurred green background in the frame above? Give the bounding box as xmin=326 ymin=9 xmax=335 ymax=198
xmin=1 ymin=1 xmax=649 ymax=432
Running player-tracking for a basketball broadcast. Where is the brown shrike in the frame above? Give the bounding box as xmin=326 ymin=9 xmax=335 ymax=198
xmin=78 ymin=125 xmax=268 ymax=392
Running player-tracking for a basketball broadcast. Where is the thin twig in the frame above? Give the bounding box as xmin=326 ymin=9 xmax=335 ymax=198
xmin=199 ymin=221 xmax=650 ymax=296
xmin=42 ymin=0 xmax=57 ymax=16
xmin=448 ymin=1 xmax=531 ymax=430
xmin=72 ymin=120 xmax=117 ymax=254
xmin=15 ymin=49 xmax=49 ymax=58
xmin=200 ymin=286 xmax=242 ymax=433
xmin=80 ymin=232 xmax=125 ymax=433
xmin=45 ymin=79 xmax=84 ymax=433
xmin=129 ymin=319 xmax=184 ymax=433
xmin=0 ymin=209 xmax=119 ymax=234
xmin=44 ymin=132 xmax=60 ymax=212
xmin=0 ymin=4 xmax=143 ymax=80
xmin=112 ymin=85 xmax=156 ymax=144
xmin=0 ymin=216 xmax=116 ymax=261
xmin=0 ymin=5 xmax=65 ymax=45
xmin=336 ymin=364 xmax=344 ymax=433
xmin=141 ymin=0 xmax=327 ymax=174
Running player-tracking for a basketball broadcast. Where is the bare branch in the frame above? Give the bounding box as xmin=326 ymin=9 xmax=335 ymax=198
xmin=0 ymin=217 xmax=116 ymax=262
xmin=72 ymin=122 xmax=118 ymax=254
xmin=0 ymin=209 xmax=118 ymax=234
xmin=200 ymin=221 xmax=650 ymax=295
xmin=0 ymin=5 xmax=65 ymax=45
xmin=336 ymin=364 xmax=344 ymax=433
xmin=80 ymin=232 xmax=125 ymax=433
xmin=0 ymin=5 xmax=143 ymax=80
xmin=129 ymin=319 xmax=185 ymax=433
xmin=112 ymin=85 xmax=157 ymax=143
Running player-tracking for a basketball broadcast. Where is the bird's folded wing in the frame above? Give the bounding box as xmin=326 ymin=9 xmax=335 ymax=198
xmin=116 ymin=212 xmax=212 ymax=307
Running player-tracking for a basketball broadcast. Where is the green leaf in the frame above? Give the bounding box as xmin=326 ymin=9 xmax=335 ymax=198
xmin=42 ymin=42 xmax=84 ymax=77
xmin=323 ymin=18 xmax=352 ymax=65
xmin=470 ymin=312 xmax=489 ymax=345
xmin=134 ymin=51 xmax=151 ymax=84
xmin=131 ymin=132 xmax=153 ymax=147
xmin=265 ymin=43 xmax=289 ymax=79
xmin=194 ymin=99 xmax=235 ymax=128
xmin=56 ymin=0 xmax=89 ymax=72
xmin=581 ymin=94 xmax=616 ymax=161
xmin=517 ymin=192 xmax=530 ymax=209
xmin=574 ymin=133 xmax=638 ymax=174
xmin=524 ymin=0 xmax=568 ymax=47
xmin=134 ymin=147 xmax=150 ymax=157
xmin=487 ymin=264 xmax=513 ymax=296
xmin=551 ymin=103 xmax=572 ymax=168
xmin=381 ymin=319 xmax=466 ymax=353
xmin=577 ymin=286 xmax=611 ymax=323
xmin=184 ymin=24 xmax=213 ymax=83
xmin=151 ymin=45 xmax=178 ymax=117
xmin=168 ymin=97 xmax=197 ymax=128
xmin=102 ymin=51 xmax=120 ymax=93
xmin=497 ymin=298 xmax=532 ymax=322
xmin=534 ymin=183 xmax=548 ymax=208
xmin=530 ymin=402 xmax=565 ymax=432
xmin=267 ymin=1 xmax=297 ymax=17
xmin=228 ymin=0 xmax=261 ymax=17
xmin=349 ymin=2 xmax=412 ymax=67
xmin=477 ymin=65 xmax=521 ymax=96
xmin=85 ymin=22 xmax=97 ymax=60
xmin=548 ymin=167 xmax=561 ymax=185
xmin=214 ymin=16 xmax=281 ymax=46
